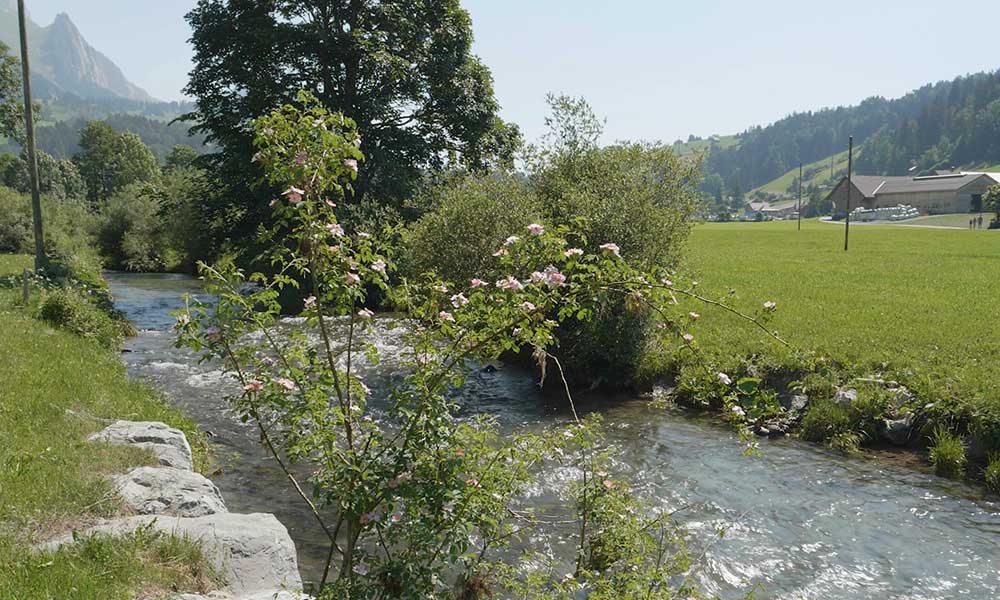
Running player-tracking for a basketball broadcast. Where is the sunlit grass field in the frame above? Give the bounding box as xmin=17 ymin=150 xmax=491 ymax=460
xmin=682 ymin=220 xmax=1000 ymax=404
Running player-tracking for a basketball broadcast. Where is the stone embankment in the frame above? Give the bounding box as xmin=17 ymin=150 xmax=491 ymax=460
xmin=42 ymin=420 xmax=312 ymax=600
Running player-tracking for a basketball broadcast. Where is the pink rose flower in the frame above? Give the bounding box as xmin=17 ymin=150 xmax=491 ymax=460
xmin=503 ymin=235 xmax=520 ymax=246
xmin=564 ymin=248 xmax=584 ymax=258
xmin=544 ymin=265 xmax=565 ymax=288
xmin=469 ymin=278 xmax=487 ymax=288
xmin=243 ymin=380 xmax=264 ymax=392
xmin=283 ymin=186 xmax=304 ymax=204
xmin=599 ymin=243 xmax=620 ymax=257
xmin=439 ymin=311 xmax=455 ymax=322
xmin=681 ymin=333 xmax=695 ymax=344
xmin=327 ymin=223 xmax=344 ymax=237
xmin=526 ymin=223 xmax=545 ymax=236
xmin=371 ymin=259 xmax=386 ymax=274
xmin=718 ymin=372 xmax=732 ymax=385
xmin=275 ymin=378 xmax=297 ymax=391
xmin=450 ymin=293 xmax=468 ymax=308
xmin=343 ymin=158 xmax=359 ymax=173
xmin=345 ymin=272 xmax=360 ymax=285
xmin=530 ymin=271 xmax=546 ymax=284
xmin=497 ymin=276 xmax=523 ymax=291
xmin=520 ymin=301 xmax=536 ymax=312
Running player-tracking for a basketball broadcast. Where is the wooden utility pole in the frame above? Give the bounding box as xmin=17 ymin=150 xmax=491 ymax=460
xmin=17 ymin=0 xmax=45 ymax=272
xmin=844 ymin=136 xmax=853 ymax=252
xmin=797 ymin=161 xmax=803 ymax=231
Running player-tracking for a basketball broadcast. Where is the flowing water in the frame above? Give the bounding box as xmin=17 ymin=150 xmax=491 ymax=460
xmin=106 ymin=272 xmax=1000 ymax=599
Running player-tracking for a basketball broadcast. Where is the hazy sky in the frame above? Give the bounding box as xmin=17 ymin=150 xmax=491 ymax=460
xmin=23 ymin=0 xmax=1000 ymax=143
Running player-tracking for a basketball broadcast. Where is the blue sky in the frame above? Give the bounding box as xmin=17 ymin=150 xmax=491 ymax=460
xmin=23 ymin=0 xmax=1000 ymax=143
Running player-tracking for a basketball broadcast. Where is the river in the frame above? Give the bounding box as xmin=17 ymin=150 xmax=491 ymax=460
xmin=106 ymin=272 xmax=1000 ymax=599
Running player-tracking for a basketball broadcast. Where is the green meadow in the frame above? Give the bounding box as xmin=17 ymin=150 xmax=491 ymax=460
xmin=680 ymin=220 xmax=1000 ymax=416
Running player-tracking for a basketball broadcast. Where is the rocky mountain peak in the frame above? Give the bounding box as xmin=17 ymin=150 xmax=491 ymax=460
xmin=0 ymin=8 xmax=155 ymax=102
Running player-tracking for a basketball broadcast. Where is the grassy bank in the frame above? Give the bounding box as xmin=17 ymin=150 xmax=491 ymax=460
xmin=645 ymin=220 xmax=1000 ymax=480
xmin=0 ymin=254 xmax=215 ymax=599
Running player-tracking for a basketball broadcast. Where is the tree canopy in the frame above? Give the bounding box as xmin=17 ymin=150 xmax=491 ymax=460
xmin=74 ymin=121 xmax=160 ymax=203
xmin=183 ymin=0 xmax=520 ymax=254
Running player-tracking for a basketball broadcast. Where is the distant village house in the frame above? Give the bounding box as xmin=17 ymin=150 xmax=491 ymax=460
xmin=826 ymin=172 xmax=1000 ymax=217
xmin=743 ymin=199 xmax=800 ymax=220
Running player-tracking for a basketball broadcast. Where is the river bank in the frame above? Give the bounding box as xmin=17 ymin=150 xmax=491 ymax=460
xmin=107 ymin=271 xmax=1000 ymax=599
xmin=0 ymin=255 xmax=220 ymax=598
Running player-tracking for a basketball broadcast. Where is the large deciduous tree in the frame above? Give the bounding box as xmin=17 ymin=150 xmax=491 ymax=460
xmin=183 ymin=0 xmax=520 ymax=253
xmin=74 ymin=121 xmax=160 ymax=203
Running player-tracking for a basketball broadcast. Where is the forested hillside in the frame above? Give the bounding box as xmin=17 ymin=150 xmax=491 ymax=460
xmin=701 ymin=70 xmax=1000 ymax=194
xmin=24 ymin=113 xmax=208 ymax=162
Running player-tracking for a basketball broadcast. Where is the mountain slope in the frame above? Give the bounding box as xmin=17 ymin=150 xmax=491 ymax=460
xmin=0 ymin=4 xmax=154 ymax=102
xmin=697 ymin=69 xmax=1000 ymax=195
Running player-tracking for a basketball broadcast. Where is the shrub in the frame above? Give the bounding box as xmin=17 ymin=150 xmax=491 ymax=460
xmin=38 ymin=288 xmax=125 ymax=349
xmin=0 ymin=187 xmax=96 ymax=259
xmin=173 ymin=94 xmax=716 ymax=596
xmin=0 ymin=202 xmax=31 ymax=253
xmin=848 ymin=386 xmax=892 ymax=441
xmin=985 ymin=453 xmax=1000 ymax=494
xmin=929 ymin=426 xmax=967 ymax=478
xmin=799 ymin=399 xmax=852 ymax=444
xmin=403 ymin=172 xmax=542 ymax=285
xmin=404 ymin=97 xmax=701 ymax=387
xmin=96 ymin=183 xmax=165 ymax=272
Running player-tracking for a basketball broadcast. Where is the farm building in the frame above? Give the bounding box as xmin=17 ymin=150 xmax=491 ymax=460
xmin=826 ymin=172 xmax=1000 ymax=217
xmin=744 ymin=198 xmax=800 ymax=220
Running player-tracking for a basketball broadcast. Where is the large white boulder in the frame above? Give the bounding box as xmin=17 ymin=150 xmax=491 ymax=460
xmin=113 ymin=466 xmax=227 ymax=517
xmin=88 ymin=420 xmax=194 ymax=470
xmin=44 ymin=513 xmax=302 ymax=595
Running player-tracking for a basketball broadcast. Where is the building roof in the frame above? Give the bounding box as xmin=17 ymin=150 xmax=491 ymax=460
xmin=746 ymin=199 xmax=800 ymax=213
xmin=848 ymin=175 xmax=909 ymax=198
xmin=846 ymin=172 xmax=1000 ymax=197
xmin=877 ymin=173 xmax=993 ymax=194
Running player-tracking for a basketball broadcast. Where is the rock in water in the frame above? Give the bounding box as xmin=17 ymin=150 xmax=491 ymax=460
xmin=88 ymin=420 xmax=194 ymax=470
xmin=113 ymin=467 xmax=227 ymax=517
xmin=42 ymin=513 xmax=302 ymax=595
xmin=881 ymin=413 xmax=916 ymax=446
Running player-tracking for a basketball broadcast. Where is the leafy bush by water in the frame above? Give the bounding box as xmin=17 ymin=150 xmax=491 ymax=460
xmin=38 ymin=287 xmax=125 ymax=349
xmin=930 ymin=426 xmax=967 ymax=479
xmin=985 ymin=453 xmax=1000 ymax=494
xmin=403 ymin=172 xmax=542 ymax=285
xmin=800 ymin=399 xmax=852 ymax=444
xmin=404 ymin=97 xmax=699 ymax=386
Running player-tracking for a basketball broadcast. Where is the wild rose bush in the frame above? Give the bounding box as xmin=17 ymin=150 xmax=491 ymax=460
xmin=176 ymin=93 xmax=749 ymax=599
